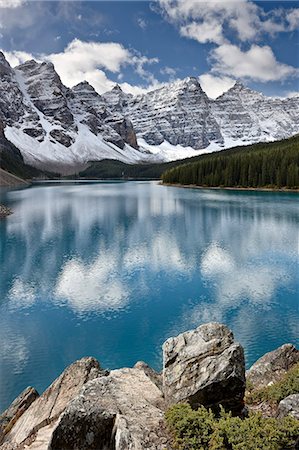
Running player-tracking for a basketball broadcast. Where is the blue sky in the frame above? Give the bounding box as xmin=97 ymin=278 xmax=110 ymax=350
xmin=0 ymin=0 xmax=298 ymax=98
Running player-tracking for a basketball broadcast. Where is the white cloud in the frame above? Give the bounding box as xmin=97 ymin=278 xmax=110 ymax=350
xmin=287 ymin=91 xmax=299 ymax=98
xmin=160 ymin=66 xmax=177 ymax=77
xmin=0 ymin=0 xmax=23 ymax=8
xmin=158 ymin=0 xmax=297 ymax=44
xmin=180 ymin=20 xmax=224 ymax=45
xmin=199 ymin=73 xmax=235 ymax=98
xmin=210 ymin=43 xmax=298 ymax=82
xmin=158 ymin=0 xmax=299 ymax=84
xmin=286 ymin=8 xmax=299 ymax=31
xmin=3 ymin=50 xmax=37 ymax=67
xmin=43 ymin=39 xmax=159 ymax=95
xmin=47 ymin=38 xmax=131 ymax=75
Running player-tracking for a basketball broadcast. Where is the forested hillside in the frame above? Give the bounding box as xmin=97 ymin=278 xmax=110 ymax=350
xmin=162 ymin=136 xmax=299 ymax=189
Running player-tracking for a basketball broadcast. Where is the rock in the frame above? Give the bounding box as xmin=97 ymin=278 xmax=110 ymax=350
xmin=0 ymin=205 xmax=12 ymax=218
xmin=49 ymin=129 xmax=74 ymax=147
xmin=0 ymin=357 xmax=103 ymax=450
xmin=277 ymin=394 xmax=299 ymax=420
xmin=247 ymin=344 xmax=299 ymax=389
xmin=163 ymin=322 xmax=245 ymax=414
xmin=107 ymin=116 xmax=139 ymax=149
xmin=0 ymin=387 xmax=39 ymax=443
xmin=133 ymin=361 xmax=163 ymax=391
xmin=49 ymin=367 xmax=169 ymax=450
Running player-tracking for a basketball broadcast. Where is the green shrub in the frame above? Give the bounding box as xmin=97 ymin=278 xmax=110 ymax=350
xmin=165 ymin=404 xmax=299 ymax=450
xmin=246 ymin=363 xmax=299 ymax=405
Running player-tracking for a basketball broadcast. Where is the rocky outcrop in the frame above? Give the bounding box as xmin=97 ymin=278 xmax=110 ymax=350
xmin=246 ymin=344 xmax=299 ymax=389
xmin=277 ymin=394 xmax=299 ymax=420
xmin=0 ymin=357 xmax=103 ymax=449
xmin=134 ymin=361 xmax=163 ymax=391
xmin=1 ymin=325 xmax=297 ymax=450
xmin=163 ymin=322 xmax=245 ymax=413
xmin=49 ymin=368 xmax=168 ymax=450
xmin=0 ymin=387 xmax=38 ymax=442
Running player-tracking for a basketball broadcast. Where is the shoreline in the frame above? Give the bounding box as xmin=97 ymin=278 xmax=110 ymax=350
xmin=161 ymin=182 xmax=299 ymax=193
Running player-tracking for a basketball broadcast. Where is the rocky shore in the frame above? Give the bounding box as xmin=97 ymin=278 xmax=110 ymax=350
xmin=0 ymin=322 xmax=298 ymax=449
xmin=0 ymin=205 xmax=12 ymax=218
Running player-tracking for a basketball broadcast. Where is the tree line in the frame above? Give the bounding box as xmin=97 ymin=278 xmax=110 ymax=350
xmin=162 ymin=136 xmax=299 ymax=189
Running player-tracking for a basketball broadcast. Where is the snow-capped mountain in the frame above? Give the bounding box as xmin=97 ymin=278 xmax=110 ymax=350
xmin=0 ymin=52 xmax=298 ymax=172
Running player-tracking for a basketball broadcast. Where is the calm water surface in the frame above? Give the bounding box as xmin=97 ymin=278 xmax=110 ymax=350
xmin=0 ymin=181 xmax=298 ymax=411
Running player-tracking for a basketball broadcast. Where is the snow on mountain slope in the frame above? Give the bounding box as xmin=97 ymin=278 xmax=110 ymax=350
xmin=113 ymin=77 xmax=223 ymax=149
xmin=0 ymin=51 xmax=298 ymax=173
xmin=211 ymin=81 xmax=299 ymax=144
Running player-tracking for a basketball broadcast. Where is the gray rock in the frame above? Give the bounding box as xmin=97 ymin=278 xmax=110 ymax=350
xmin=133 ymin=361 xmax=163 ymax=391
xmin=277 ymin=394 xmax=299 ymax=420
xmin=0 ymin=387 xmax=39 ymax=443
xmin=247 ymin=344 xmax=299 ymax=389
xmin=49 ymin=367 xmax=169 ymax=450
xmin=1 ymin=357 xmax=103 ymax=450
xmin=163 ymin=322 xmax=245 ymax=413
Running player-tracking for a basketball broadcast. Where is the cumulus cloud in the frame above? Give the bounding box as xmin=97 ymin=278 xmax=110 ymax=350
xmin=181 ymin=19 xmax=224 ymax=44
xmin=159 ymin=0 xmax=298 ymax=44
xmin=210 ymin=43 xmax=298 ymax=82
xmin=48 ymin=38 xmax=131 ymax=76
xmin=3 ymin=50 xmax=37 ymax=67
xmin=44 ymin=39 xmax=159 ymax=95
xmin=158 ymin=0 xmax=299 ymax=83
xmin=199 ymin=73 xmax=235 ymax=98
xmin=3 ymin=38 xmax=161 ymax=95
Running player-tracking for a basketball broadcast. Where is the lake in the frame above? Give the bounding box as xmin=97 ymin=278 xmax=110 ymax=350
xmin=0 ymin=181 xmax=298 ymax=411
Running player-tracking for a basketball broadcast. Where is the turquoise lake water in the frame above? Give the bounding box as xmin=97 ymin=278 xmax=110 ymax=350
xmin=0 ymin=181 xmax=298 ymax=411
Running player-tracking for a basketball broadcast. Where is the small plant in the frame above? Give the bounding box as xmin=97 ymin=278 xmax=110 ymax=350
xmin=165 ymin=403 xmax=299 ymax=450
xmin=246 ymin=362 xmax=299 ymax=405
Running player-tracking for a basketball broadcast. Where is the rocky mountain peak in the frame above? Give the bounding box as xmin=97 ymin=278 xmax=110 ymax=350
xmin=112 ymin=84 xmax=123 ymax=92
xmin=182 ymin=76 xmax=203 ymax=92
xmin=0 ymin=52 xmax=12 ymax=76
xmin=72 ymin=81 xmax=100 ymax=99
xmin=0 ymin=51 xmax=10 ymax=68
xmin=73 ymin=80 xmax=96 ymax=91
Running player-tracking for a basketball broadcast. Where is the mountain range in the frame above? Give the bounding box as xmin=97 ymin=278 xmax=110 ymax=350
xmin=0 ymin=51 xmax=298 ymax=174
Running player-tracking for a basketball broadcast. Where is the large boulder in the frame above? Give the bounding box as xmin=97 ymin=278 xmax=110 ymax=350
xmin=163 ymin=322 xmax=245 ymax=414
xmin=49 ymin=367 xmax=169 ymax=450
xmin=277 ymin=394 xmax=299 ymax=420
xmin=247 ymin=344 xmax=299 ymax=389
xmin=0 ymin=357 xmax=103 ymax=450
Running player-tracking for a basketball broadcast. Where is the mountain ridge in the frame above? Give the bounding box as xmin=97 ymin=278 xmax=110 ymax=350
xmin=1 ymin=51 xmax=298 ymax=173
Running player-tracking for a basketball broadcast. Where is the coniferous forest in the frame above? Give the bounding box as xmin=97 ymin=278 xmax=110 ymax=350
xmin=162 ymin=136 xmax=299 ymax=189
